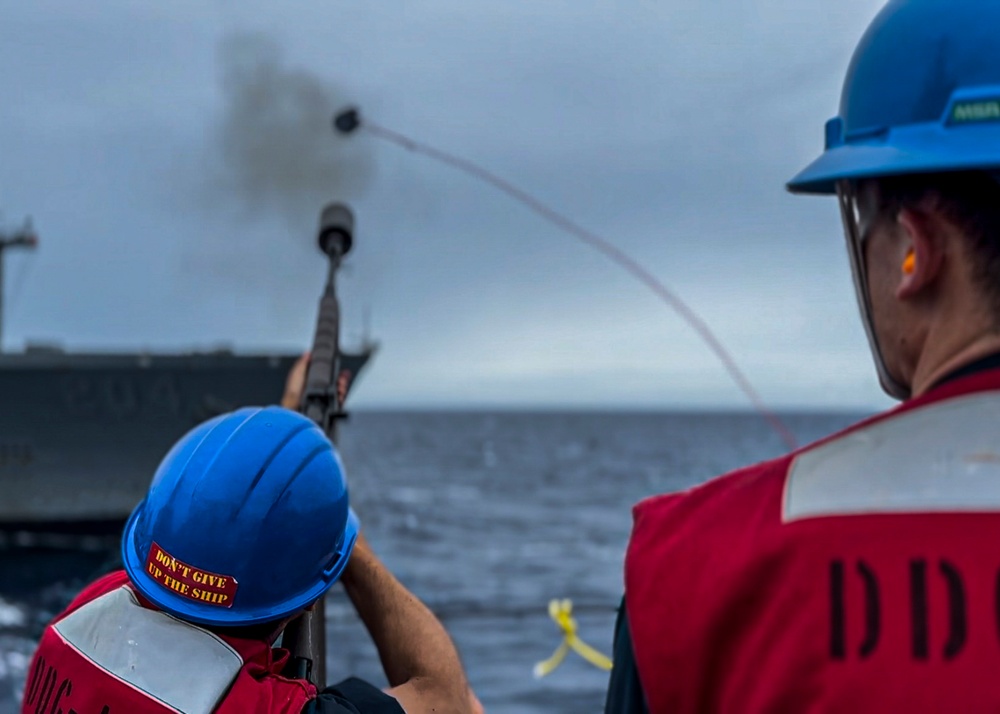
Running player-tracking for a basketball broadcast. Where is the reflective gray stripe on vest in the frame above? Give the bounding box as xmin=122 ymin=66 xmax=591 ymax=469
xmin=52 ymin=586 xmax=243 ymax=713
xmin=784 ymin=391 xmax=1000 ymax=521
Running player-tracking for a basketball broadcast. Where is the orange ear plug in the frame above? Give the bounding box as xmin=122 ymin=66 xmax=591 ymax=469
xmin=902 ymin=251 xmax=916 ymax=275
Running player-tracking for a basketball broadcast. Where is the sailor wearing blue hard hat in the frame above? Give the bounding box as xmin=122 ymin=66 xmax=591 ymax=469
xmin=609 ymin=2 xmax=1000 ymax=712
xmin=23 ymin=396 xmax=480 ymax=713
xmin=788 ymin=0 xmax=1000 ymax=401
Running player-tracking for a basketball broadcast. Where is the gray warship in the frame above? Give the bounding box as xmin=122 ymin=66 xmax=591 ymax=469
xmin=0 ymin=221 xmax=374 ymax=537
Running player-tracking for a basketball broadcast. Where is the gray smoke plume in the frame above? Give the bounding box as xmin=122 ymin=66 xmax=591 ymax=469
xmin=175 ymin=33 xmax=381 ymax=339
xmin=209 ymin=32 xmax=373 ymax=224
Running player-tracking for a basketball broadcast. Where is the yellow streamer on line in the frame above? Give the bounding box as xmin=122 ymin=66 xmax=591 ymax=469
xmin=534 ymin=598 xmax=613 ymax=678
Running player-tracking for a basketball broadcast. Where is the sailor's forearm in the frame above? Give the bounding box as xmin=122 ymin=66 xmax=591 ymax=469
xmin=340 ymin=534 xmax=468 ymax=695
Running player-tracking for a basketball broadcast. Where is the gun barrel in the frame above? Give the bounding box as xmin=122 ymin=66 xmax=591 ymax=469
xmin=283 ymin=204 xmax=358 ymax=686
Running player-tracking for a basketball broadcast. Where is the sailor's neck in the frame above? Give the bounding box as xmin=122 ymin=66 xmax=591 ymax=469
xmin=911 ymin=333 xmax=1000 ymax=397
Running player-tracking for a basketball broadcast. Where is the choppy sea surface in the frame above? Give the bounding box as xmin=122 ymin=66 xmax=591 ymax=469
xmin=0 ymin=410 xmax=864 ymax=714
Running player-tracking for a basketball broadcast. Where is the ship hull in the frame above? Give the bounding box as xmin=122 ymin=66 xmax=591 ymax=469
xmin=0 ymin=350 xmax=370 ymax=532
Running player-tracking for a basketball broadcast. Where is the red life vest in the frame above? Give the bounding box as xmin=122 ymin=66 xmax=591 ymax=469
xmin=626 ymin=367 xmax=1000 ymax=713
xmin=22 ymin=571 xmax=316 ymax=714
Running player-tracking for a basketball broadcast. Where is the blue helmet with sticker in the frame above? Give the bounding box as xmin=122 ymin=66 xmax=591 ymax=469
xmin=122 ymin=406 xmax=359 ymax=627
xmin=788 ymin=0 xmax=1000 ymax=194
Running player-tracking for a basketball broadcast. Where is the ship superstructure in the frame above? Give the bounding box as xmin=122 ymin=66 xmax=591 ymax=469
xmin=0 ymin=217 xmax=374 ymax=534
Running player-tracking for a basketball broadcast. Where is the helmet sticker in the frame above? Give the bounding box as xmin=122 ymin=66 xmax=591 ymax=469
xmin=145 ymin=543 xmax=239 ymax=608
xmin=949 ymin=99 xmax=1000 ymax=126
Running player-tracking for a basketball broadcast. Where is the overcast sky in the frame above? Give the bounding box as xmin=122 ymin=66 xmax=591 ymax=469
xmin=0 ymin=0 xmax=894 ymax=410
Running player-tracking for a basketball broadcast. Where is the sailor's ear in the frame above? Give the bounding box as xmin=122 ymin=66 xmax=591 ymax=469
xmin=895 ymin=207 xmax=944 ymax=300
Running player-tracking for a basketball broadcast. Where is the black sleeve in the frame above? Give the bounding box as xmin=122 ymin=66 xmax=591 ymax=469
xmin=604 ymin=598 xmax=649 ymax=714
xmin=301 ymin=677 xmax=405 ymax=714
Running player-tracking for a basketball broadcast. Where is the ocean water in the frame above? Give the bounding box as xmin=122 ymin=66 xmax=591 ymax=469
xmin=0 ymin=410 xmax=863 ymax=714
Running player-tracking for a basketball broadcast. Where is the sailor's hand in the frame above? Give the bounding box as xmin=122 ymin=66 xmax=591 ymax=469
xmin=281 ymin=352 xmax=310 ymax=410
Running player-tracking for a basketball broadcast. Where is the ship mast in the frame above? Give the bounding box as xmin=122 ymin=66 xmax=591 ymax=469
xmin=0 ymin=219 xmax=38 ymax=353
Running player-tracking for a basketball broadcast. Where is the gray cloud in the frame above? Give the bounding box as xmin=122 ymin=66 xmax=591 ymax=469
xmin=0 ymin=0 xmax=893 ymax=409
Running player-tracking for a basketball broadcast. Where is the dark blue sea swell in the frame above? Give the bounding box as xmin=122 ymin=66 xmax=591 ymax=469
xmin=0 ymin=410 xmax=862 ymax=713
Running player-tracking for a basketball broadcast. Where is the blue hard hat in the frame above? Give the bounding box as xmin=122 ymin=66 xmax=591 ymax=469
xmin=122 ymin=406 xmax=359 ymax=627
xmin=788 ymin=0 xmax=1000 ymax=194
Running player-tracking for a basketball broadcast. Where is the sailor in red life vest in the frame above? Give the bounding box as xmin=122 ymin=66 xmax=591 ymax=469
xmin=22 ymin=402 xmax=480 ymax=714
xmin=605 ymin=1 xmax=1000 ymax=712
